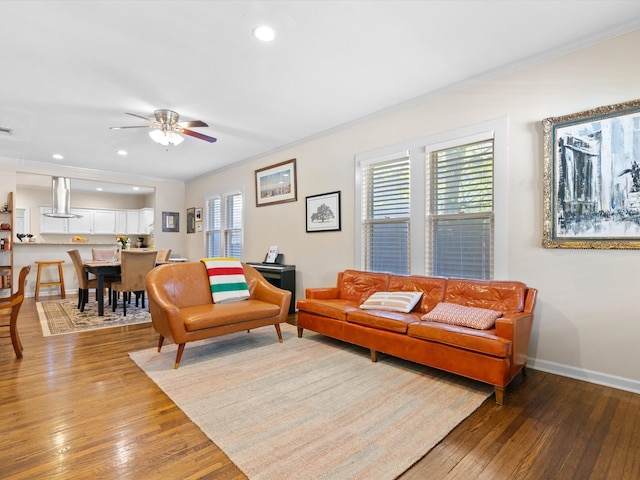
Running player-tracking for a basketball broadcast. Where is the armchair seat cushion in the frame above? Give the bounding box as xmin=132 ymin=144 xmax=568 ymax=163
xmin=182 ymin=300 xmax=281 ymax=331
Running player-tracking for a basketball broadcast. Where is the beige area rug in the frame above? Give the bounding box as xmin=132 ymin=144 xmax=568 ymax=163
xmin=37 ymin=299 xmax=151 ymax=336
xmin=129 ymin=324 xmax=492 ymax=480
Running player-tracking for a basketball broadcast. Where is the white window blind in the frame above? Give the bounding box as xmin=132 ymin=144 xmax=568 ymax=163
xmin=426 ymin=139 xmax=494 ymax=279
xmin=361 ymin=155 xmax=410 ymax=275
xmin=205 ymin=192 xmax=243 ymax=259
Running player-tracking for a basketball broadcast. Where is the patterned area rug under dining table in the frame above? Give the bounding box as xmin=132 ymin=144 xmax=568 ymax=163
xmin=37 ymin=298 xmax=151 ymax=336
xmin=129 ymin=324 xmax=493 ymax=480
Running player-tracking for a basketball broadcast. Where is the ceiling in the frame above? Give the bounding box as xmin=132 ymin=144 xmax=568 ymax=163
xmin=2 ymin=1 xmax=640 ymax=185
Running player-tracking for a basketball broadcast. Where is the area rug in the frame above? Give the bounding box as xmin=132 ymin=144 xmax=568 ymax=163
xmin=129 ymin=324 xmax=492 ymax=480
xmin=37 ymin=299 xmax=151 ymax=336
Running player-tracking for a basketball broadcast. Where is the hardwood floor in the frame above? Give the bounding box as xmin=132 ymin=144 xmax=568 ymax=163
xmin=1 ymin=295 xmax=638 ymax=479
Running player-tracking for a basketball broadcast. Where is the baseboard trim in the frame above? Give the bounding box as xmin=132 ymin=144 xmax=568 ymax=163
xmin=528 ymin=358 xmax=640 ymax=395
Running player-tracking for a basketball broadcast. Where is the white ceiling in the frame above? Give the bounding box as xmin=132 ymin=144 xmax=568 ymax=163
xmin=2 ymin=1 xmax=640 ymax=185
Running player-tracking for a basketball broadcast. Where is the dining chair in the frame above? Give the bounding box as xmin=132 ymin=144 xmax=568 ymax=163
xmin=92 ymin=247 xmax=119 ymax=261
xmin=110 ymin=250 xmax=157 ymax=316
xmin=0 ymin=265 xmax=31 ymax=359
xmin=156 ymin=248 xmax=172 ymax=263
xmin=68 ymin=249 xmax=99 ymax=312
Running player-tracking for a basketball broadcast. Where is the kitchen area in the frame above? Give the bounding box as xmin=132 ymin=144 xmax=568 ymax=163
xmin=12 ymin=173 xmax=164 ymax=298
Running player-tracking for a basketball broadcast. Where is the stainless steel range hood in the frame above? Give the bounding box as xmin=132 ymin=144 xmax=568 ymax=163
xmin=43 ymin=177 xmax=82 ymax=218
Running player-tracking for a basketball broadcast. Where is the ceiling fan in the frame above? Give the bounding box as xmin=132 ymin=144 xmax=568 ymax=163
xmin=110 ymin=109 xmax=217 ymax=145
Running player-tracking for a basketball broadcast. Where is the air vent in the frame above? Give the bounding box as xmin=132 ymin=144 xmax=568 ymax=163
xmin=0 ymin=126 xmax=13 ymax=136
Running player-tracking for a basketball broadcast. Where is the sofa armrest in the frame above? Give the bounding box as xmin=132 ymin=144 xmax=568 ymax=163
xmin=495 ymin=311 xmax=534 ymax=372
xmin=147 ymin=284 xmax=190 ymax=343
xmin=243 ymin=263 xmax=291 ymax=321
xmin=305 ymin=287 xmax=340 ymax=299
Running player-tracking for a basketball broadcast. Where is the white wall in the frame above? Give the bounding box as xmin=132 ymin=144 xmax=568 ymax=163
xmin=185 ymin=29 xmax=640 ymax=393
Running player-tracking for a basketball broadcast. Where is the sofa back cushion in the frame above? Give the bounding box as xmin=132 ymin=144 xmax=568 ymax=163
xmin=147 ymin=262 xmax=214 ymax=309
xmin=338 ymin=270 xmax=390 ymax=304
xmin=444 ymin=278 xmax=526 ymax=313
xmin=389 ymin=275 xmax=447 ymax=313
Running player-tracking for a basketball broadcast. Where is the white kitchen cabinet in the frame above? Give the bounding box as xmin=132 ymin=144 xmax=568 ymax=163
xmin=140 ymin=208 xmax=154 ymax=234
xmin=115 ymin=210 xmax=127 ymax=234
xmin=40 ymin=206 xmax=67 ymax=233
xmin=68 ymin=208 xmax=93 ymax=234
xmin=126 ymin=210 xmax=140 ymax=235
xmin=93 ymin=210 xmax=117 ymax=234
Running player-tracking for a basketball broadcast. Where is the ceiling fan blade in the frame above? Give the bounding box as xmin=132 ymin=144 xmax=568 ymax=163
xmin=125 ymin=112 xmax=152 ymax=121
xmin=178 ymin=120 xmax=208 ymax=128
xmin=181 ymin=128 xmax=217 ymax=143
xmin=109 ymin=125 xmax=151 ymax=130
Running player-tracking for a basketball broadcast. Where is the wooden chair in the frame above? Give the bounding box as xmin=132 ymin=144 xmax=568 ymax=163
xmin=110 ymin=250 xmax=157 ymax=316
xmin=67 ymin=249 xmax=98 ymax=312
xmin=156 ymin=248 xmax=172 ymax=263
xmin=0 ymin=265 xmax=31 ymax=359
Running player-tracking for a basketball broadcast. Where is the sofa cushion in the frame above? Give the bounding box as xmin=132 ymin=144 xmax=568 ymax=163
xmin=388 ymin=275 xmax=447 ymax=314
xmin=338 ymin=270 xmax=390 ymax=304
xmin=407 ymin=321 xmax=511 ymax=357
xmin=201 ymin=257 xmax=250 ymax=303
xmin=296 ymin=298 xmax=359 ymax=321
xmin=444 ymin=278 xmax=525 ymax=313
xmin=421 ymin=302 xmax=502 ymax=330
xmin=347 ymin=309 xmax=420 ymax=333
xmin=360 ymin=291 xmax=423 ymax=313
xmin=182 ymin=300 xmax=280 ymax=331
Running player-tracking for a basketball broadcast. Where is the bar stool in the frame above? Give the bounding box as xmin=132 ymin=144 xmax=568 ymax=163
xmin=35 ymin=260 xmax=66 ymax=301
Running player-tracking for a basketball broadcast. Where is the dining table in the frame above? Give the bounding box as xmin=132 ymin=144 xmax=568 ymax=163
xmin=83 ymin=261 xmax=121 ymax=316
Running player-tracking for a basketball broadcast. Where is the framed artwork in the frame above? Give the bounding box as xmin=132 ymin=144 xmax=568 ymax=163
xmin=306 ymin=191 xmax=341 ymax=232
xmin=195 ymin=207 xmax=203 ymax=222
xmin=255 ymin=158 xmax=297 ymax=207
xmin=162 ymin=211 xmax=179 ymax=233
xmin=542 ymin=98 xmax=640 ymax=249
xmin=186 ymin=207 xmax=195 ymax=234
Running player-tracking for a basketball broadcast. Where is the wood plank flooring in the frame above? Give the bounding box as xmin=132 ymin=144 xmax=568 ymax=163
xmin=1 ymin=295 xmax=638 ymax=479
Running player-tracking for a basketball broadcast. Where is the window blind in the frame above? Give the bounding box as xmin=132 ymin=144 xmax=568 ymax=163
xmin=427 ymin=139 xmax=494 ymax=279
xmin=361 ymin=156 xmax=410 ymax=275
xmin=205 ymin=192 xmax=243 ymax=259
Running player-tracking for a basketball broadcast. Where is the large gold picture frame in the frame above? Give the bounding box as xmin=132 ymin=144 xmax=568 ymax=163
xmin=542 ymin=98 xmax=640 ymax=249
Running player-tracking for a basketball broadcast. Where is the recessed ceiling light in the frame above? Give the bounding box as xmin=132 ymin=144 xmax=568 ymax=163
xmin=96 ymin=187 xmax=103 ymax=192
xmin=117 ymin=150 xmax=128 ymax=156
xmin=252 ymin=25 xmax=276 ymax=42
xmin=52 ymin=153 xmax=64 ymax=160
xmin=133 ymin=187 xmax=140 ymax=191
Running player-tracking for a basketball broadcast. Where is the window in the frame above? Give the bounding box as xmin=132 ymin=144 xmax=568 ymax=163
xmin=356 ymin=118 xmax=507 ymax=280
xmin=205 ymin=192 xmax=243 ymax=259
xmin=360 ymin=154 xmax=411 ymax=275
xmin=426 ymin=139 xmax=494 ymax=279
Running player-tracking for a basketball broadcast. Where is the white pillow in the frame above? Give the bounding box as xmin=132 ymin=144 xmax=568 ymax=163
xmin=421 ymin=302 xmax=502 ymax=330
xmin=360 ymin=291 xmax=423 ymax=313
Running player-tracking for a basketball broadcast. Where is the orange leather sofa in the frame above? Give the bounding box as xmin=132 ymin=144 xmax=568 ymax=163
xmin=146 ymin=262 xmax=291 ymax=369
xmin=296 ymin=270 xmax=537 ymax=404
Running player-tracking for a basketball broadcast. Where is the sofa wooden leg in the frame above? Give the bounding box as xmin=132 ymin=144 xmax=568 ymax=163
xmin=494 ymin=386 xmax=505 ymax=405
xmin=370 ymin=350 xmax=378 ymax=362
xmin=522 ymin=364 xmax=528 ymax=376
xmin=157 ymin=336 xmax=164 ymax=352
xmin=174 ymin=344 xmax=186 ymax=369
xmin=297 ymin=327 xmax=303 ymax=338
xmin=275 ymin=324 xmax=283 ymax=343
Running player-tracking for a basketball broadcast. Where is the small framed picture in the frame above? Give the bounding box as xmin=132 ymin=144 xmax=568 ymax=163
xmin=306 ymin=191 xmax=341 ymax=233
xmin=195 ymin=207 xmax=203 ymax=222
xmin=186 ymin=207 xmax=195 ymax=234
xmin=162 ymin=211 xmax=179 ymax=232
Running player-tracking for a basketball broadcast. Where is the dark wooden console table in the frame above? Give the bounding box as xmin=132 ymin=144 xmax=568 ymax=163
xmin=247 ymin=263 xmax=296 ymax=314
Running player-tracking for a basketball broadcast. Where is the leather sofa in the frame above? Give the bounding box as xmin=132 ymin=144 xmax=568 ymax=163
xmin=146 ymin=261 xmax=291 ymax=368
xmin=296 ymin=270 xmax=537 ymax=404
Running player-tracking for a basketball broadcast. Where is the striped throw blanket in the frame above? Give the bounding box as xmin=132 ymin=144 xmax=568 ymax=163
xmin=201 ymin=257 xmax=250 ymax=303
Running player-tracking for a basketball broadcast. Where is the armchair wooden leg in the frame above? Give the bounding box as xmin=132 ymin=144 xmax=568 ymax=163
xmin=157 ymin=336 xmax=165 ymax=352
xmin=174 ymin=343 xmax=186 ymax=369
xmin=275 ymin=323 xmax=283 ymax=343
xmin=494 ymin=386 xmax=505 ymax=405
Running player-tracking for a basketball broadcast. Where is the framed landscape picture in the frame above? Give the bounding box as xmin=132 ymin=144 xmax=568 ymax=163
xmin=542 ymin=98 xmax=640 ymax=249
xmin=255 ymin=159 xmax=297 ymax=207
xmin=306 ymin=191 xmax=341 ymax=232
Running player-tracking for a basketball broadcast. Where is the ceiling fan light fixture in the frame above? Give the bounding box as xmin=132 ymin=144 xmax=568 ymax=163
xmin=149 ymin=129 xmax=184 ymax=146
xmin=253 ymin=25 xmax=276 ymax=42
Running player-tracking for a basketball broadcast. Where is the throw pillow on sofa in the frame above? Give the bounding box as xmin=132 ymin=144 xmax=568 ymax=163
xmin=360 ymin=291 xmax=423 ymax=313
xmin=421 ymin=302 xmax=502 ymax=330
xmin=201 ymin=257 xmax=250 ymax=303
